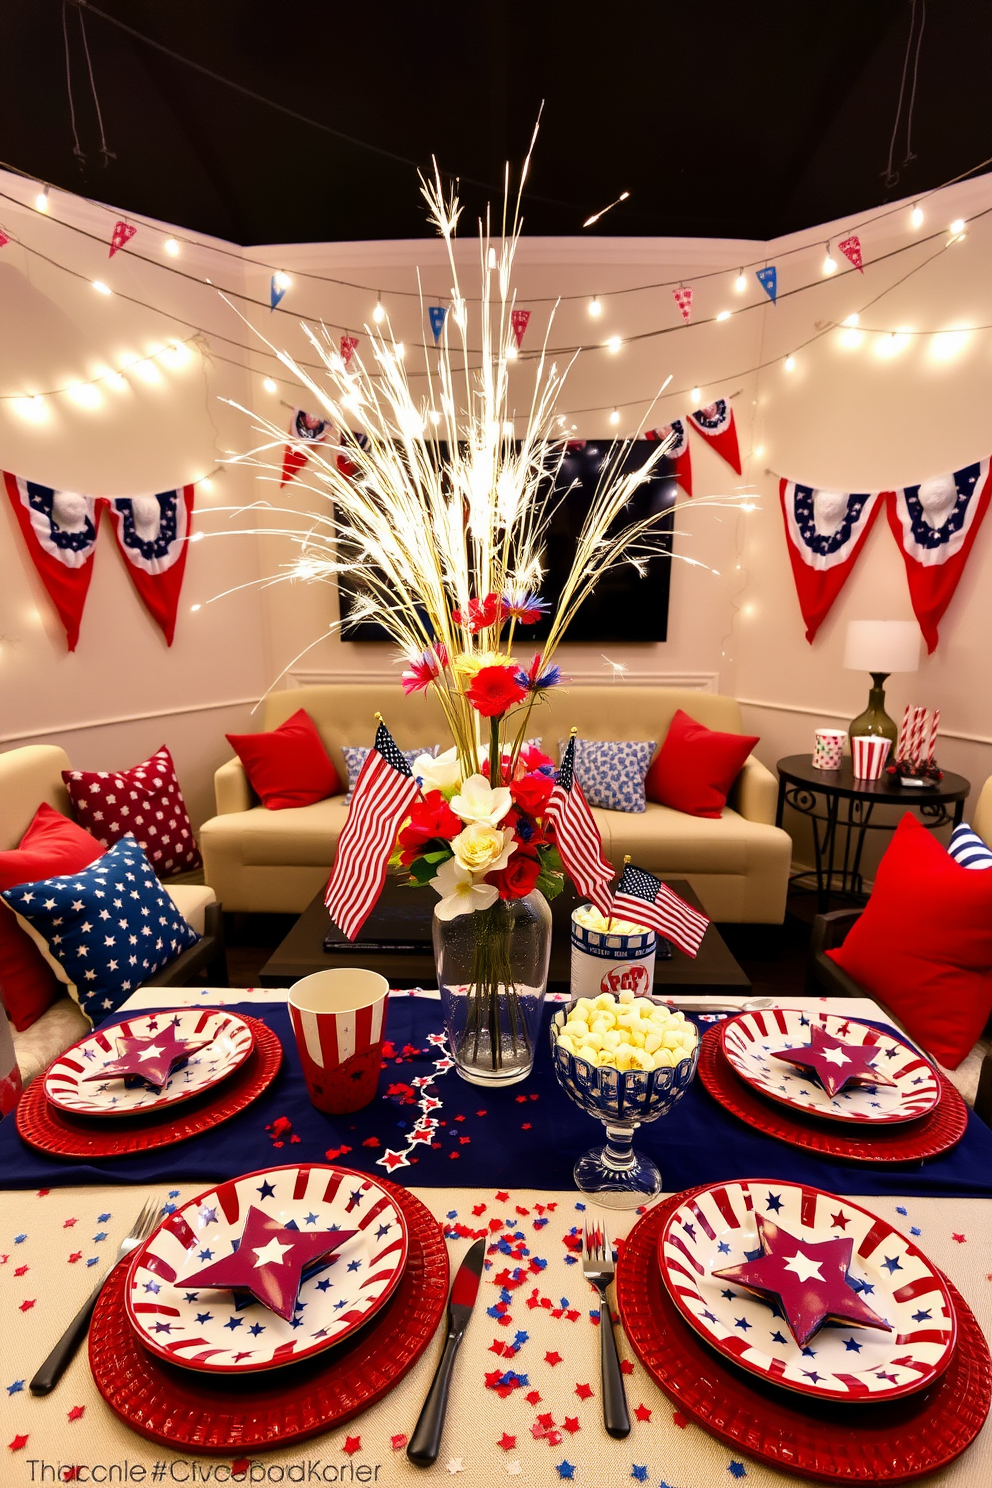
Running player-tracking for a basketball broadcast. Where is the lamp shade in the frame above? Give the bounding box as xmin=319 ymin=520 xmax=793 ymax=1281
xmin=843 ymin=620 xmax=920 ymax=674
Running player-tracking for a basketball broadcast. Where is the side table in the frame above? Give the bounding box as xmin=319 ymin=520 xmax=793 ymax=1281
xmin=775 ymin=753 xmax=970 ymax=911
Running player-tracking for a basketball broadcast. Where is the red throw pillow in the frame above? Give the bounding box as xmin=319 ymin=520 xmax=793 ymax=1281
xmin=63 ymin=745 xmax=201 ymax=875
xmin=646 ymin=709 xmax=759 ymax=819
xmin=0 ymin=803 xmax=104 ymax=1030
xmin=227 ymin=709 xmax=341 ymax=810
xmin=828 ymin=814 xmax=992 ymax=1069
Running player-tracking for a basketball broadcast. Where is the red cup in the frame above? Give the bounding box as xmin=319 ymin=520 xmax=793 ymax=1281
xmin=288 ymin=968 xmax=390 ymax=1114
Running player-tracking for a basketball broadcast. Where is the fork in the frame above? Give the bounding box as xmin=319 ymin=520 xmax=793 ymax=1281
xmin=30 ymin=1195 xmax=163 ymax=1394
xmin=582 ymin=1219 xmax=630 ymax=1438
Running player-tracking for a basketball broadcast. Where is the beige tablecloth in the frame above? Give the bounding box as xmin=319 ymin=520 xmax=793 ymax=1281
xmin=2 ymin=1183 xmax=989 ymax=1487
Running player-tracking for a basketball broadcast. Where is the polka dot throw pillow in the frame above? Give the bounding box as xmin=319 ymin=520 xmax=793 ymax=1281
xmin=63 ymin=745 xmax=201 ymax=877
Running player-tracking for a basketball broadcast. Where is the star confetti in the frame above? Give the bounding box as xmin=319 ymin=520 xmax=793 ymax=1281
xmin=498 ymin=1434 xmax=517 ymax=1451
xmin=728 ymin=1462 xmax=747 ymax=1479
xmin=6 ymin=1381 xmax=24 ymax=1395
xmin=341 ymin=1436 xmax=361 ymax=1455
xmin=620 ymin=1358 xmax=635 ymax=1375
xmin=771 ymin=1026 xmax=894 ymax=1097
xmin=232 ymin=1463 xmax=250 ymax=1478
xmin=184 ymin=1207 xmax=356 ymax=1321
xmin=712 ymin=1215 xmax=890 ymax=1347
xmin=556 ymin=1462 xmax=576 ymax=1480
xmin=505 ymin=1464 xmax=522 ymax=1477
xmin=446 ymin=1459 xmax=464 ymax=1475
xmin=82 ymin=1025 xmax=214 ymax=1089
xmin=18 ymin=1300 xmax=35 ymax=1312
xmin=8 ymin=1436 xmax=28 ymax=1451
xmin=673 ymin=1410 xmax=688 ymax=1428
xmin=67 ymin=1405 xmax=85 ymax=1422
xmin=390 ymin=1435 xmax=407 ymax=1451
xmin=562 ymin=1416 xmax=581 ymax=1434
xmin=632 ymin=1469 xmax=649 ymax=1483
xmin=574 ymin=1382 xmax=594 ymax=1400
xmin=634 ymin=1403 xmax=652 ymax=1422
xmin=545 ymin=1350 xmax=563 ymax=1365
xmin=952 ymin=1233 xmax=967 ymax=1244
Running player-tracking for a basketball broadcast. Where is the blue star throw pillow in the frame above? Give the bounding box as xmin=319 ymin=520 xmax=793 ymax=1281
xmin=0 ymin=834 xmax=199 ymax=1024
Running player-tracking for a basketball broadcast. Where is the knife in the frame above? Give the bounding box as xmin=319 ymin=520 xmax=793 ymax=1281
xmin=407 ymin=1236 xmax=486 ymax=1468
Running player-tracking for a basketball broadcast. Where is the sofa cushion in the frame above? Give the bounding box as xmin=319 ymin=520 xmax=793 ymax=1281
xmin=227 ymin=709 xmax=341 ymax=810
xmin=63 ymin=745 xmax=201 ymax=874
xmin=564 ymin=739 xmax=655 ymax=813
xmin=828 ymin=814 xmax=992 ymax=1069
xmin=948 ymin=821 xmax=992 ymax=869
xmin=164 ymin=883 xmax=216 ymax=936
xmin=204 ymin=798 xmax=351 ymax=868
xmin=0 ymin=803 xmax=105 ymax=1031
xmin=646 ymin=709 xmax=759 ymax=819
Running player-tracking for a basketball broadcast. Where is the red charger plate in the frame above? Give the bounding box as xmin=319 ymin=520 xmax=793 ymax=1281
xmin=17 ymin=1016 xmax=282 ymax=1159
xmin=617 ymin=1187 xmax=991 ymax=1483
xmin=698 ymin=1026 xmax=967 ymax=1163
xmin=90 ymin=1179 xmax=448 ymax=1452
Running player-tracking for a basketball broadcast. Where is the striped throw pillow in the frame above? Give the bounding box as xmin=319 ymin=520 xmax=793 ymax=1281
xmin=948 ymin=822 xmax=992 ymax=870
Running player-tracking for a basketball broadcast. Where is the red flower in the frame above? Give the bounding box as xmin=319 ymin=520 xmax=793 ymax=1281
xmin=401 ymin=644 xmax=448 ymax=695
xmin=487 ymin=850 xmax=541 ymax=900
xmin=510 ymin=773 xmax=554 ymax=815
xmin=397 ymin=790 xmax=462 ymax=863
xmin=466 ymin=665 xmax=526 ymax=718
xmin=519 ymin=744 xmax=555 ymax=774
xmin=452 ymin=593 xmax=502 ymax=633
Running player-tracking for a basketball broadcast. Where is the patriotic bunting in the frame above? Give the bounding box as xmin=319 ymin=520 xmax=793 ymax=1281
xmin=673 ymin=286 xmax=693 ymax=322
xmin=886 ymin=460 xmax=992 ymax=653
xmin=105 ymin=486 xmax=195 ymax=646
xmin=646 ymin=420 xmax=692 ymax=496
xmin=340 ymin=335 xmax=359 ymax=369
xmin=686 ymin=398 xmax=742 ymax=475
xmin=109 ymin=221 xmax=136 ymax=257
xmin=280 ymin=408 xmax=330 ymax=487
xmin=428 ymin=306 xmax=448 ymax=344
xmin=3 ymin=472 xmax=106 ymax=650
xmin=779 ymin=480 xmax=884 ymax=643
xmin=545 ymin=736 xmax=614 ymax=916
xmin=0 ymin=228 xmax=9 ymax=249
xmin=838 ymin=234 xmax=863 ymax=272
xmin=510 ymin=309 xmax=530 ymax=349
xmin=270 ymin=274 xmax=287 ymax=311
xmin=756 ymin=266 xmax=777 ymax=303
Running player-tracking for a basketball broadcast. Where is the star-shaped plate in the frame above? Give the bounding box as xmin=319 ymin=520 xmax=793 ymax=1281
xmin=657 ymin=1179 xmax=956 ymax=1403
xmin=719 ymin=1009 xmax=940 ymax=1125
xmin=126 ymin=1163 xmax=408 ymax=1373
xmin=44 ymin=1010 xmax=255 ymax=1119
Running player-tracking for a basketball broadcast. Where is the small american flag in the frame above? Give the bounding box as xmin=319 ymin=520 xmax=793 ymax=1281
xmin=325 ymin=721 xmax=420 ymax=940
xmin=613 ymin=863 xmax=709 ymax=958
xmin=545 ymin=734 xmax=615 ymax=915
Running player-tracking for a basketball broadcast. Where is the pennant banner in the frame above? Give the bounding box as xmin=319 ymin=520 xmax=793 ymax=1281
xmin=886 ymin=460 xmax=992 ymax=653
xmin=779 ymin=480 xmax=884 ymax=643
xmin=270 ymin=274 xmax=287 ymax=311
xmin=687 ymin=398 xmax=742 ymax=475
xmin=280 ymin=408 xmax=330 ymax=487
xmin=109 ymin=221 xmax=136 ymax=257
xmin=646 ymin=420 xmax=692 ymax=496
xmin=340 ymin=335 xmax=358 ymax=369
xmin=673 ymin=286 xmax=693 ymax=322
xmin=838 ymin=234 xmax=863 ymax=272
xmin=106 ymin=487 xmax=195 ymax=647
xmin=510 ymin=308 xmax=530 ymax=349
xmin=428 ymin=305 xmax=448 ymax=344
xmin=3 ymin=472 xmax=105 ymax=650
xmin=756 ymin=266 xmax=777 ymax=303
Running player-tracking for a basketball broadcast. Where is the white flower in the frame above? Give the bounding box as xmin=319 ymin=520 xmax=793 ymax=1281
xmin=430 ymin=856 xmax=500 ymax=919
xmin=413 ymin=745 xmax=462 ymax=797
xmin=450 ymin=773 xmax=511 ymax=826
xmin=450 ymin=822 xmax=517 ymax=875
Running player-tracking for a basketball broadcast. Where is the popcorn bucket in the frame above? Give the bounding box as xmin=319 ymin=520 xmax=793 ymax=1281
xmin=288 ymin=968 xmax=390 ymax=1114
xmin=812 ymin=729 xmax=846 ymax=770
xmin=851 ymin=735 xmax=891 ymax=781
xmin=570 ymin=906 xmax=664 ymax=1002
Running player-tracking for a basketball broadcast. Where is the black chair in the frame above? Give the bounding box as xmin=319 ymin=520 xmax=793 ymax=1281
xmin=807 ymin=908 xmax=992 ymax=1129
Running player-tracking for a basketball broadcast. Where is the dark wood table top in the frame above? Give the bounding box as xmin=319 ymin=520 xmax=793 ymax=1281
xmin=260 ymin=876 xmax=750 ymax=991
xmin=777 ymin=753 xmax=970 ymax=804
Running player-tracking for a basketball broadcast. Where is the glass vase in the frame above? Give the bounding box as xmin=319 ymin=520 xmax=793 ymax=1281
xmin=433 ymin=891 xmax=552 ymax=1087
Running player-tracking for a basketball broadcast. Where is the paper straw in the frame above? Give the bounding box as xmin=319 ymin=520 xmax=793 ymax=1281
xmin=896 ymin=705 xmax=912 ymax=761
xmin=926 ymin=708 xmax=940 ymax=762
xmin=910 ymin=706 xmax=925 ymax=765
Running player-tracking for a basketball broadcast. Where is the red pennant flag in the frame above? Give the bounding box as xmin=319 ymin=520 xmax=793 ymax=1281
xmin=646 ymin=421 xmax=692 ymax=496
xmin=673 ymin=286 xmax=693 ymax=322
xmin=886 ymin=460 xmax=992 ymax=653
xmin=280 ymin=408 xmax=330 ymax=486
xmin=779 ymin=480 xmax=884 ymax=643
xmin=686 ymin=398 xmax=742 ymax=475
xmin=106 ymin=487 xmax=195 ymax=646
xmin=109 ymin=221 xmax=136 ymax=257
xmin=0 ymin=228 xmax=9 ymax=248
xmin=838 ymin=234 xmax=863 ymax=272
xmin=340 ymin=335 xmax=359 ymax=369
xmin=511 ymin=309 xmax=530 ymax=349
xmin=3 ymin=473 xmax=105 ymax=650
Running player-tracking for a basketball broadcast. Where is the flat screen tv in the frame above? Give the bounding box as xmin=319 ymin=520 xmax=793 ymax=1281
xmin=337 ymin=439 xmax=676 ymax=643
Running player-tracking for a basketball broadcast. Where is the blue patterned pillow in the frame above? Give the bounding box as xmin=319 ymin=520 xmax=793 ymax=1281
xmin=341 ymin=744 xmax=438 ymax=803
xmin=948 ymin=822 xmax=992 ymax=869
xmin=0 ymin=835 xmax=199 ymax=1024
xmin=562 ymin=739 xmax=656 ymax=813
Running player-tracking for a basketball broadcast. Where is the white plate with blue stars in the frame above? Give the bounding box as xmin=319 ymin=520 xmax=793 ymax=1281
xmin=43 ymin=1009 xmax=255 ymax=1118
xmin=124 ymin=1164 xmax=409 ymax=1374
xmin=719 ymin=1008 xmax=941 ymax=1125
xmin=657 ymin=1179 xmax=957 ymax=1404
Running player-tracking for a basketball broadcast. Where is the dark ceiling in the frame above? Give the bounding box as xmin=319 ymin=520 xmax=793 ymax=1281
xmin=2 ymin=0 xmax=991 ymax=247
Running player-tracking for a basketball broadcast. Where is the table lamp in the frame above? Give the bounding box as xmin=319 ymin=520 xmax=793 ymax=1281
xmin=843 ymin=620 xmax=920 ymax=745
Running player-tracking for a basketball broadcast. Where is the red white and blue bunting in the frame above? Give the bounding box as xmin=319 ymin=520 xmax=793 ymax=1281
xmin=106 ymin=487 xmax=195 ymax=647
xmin=779 ymin=481 xmax=885 ymax=643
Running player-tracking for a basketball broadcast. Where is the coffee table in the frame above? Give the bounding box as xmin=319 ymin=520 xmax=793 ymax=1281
xmin=259 ymin=876 xmax=750 ymax=991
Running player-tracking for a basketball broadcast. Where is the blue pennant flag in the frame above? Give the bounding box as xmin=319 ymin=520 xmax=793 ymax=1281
xmin=756 ymin=266 xmax=777 ymax=304
xmin=428 ymin=305 xmax=448 ymax=344
xmin=270 ymin=275 xmax=287 ymax=312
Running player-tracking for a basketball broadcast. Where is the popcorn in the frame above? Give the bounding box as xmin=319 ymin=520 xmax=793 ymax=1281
xmin=553 ymin=994 xmax=697 ymax=1073
xmin=573 ymin=904 xmax=650 ymax=936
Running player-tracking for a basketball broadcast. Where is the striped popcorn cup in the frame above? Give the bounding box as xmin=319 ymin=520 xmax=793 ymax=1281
xmin=851 ymin=734 xmax=891 ymax=781
xmin=288 ymin=968 xmax=390 ymax=1114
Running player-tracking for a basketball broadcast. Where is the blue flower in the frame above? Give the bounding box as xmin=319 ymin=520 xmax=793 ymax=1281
xmin=502 ymin=591 xmax=548 ymax=625
xmin=515 ymin=653 xmax=561 ymax=694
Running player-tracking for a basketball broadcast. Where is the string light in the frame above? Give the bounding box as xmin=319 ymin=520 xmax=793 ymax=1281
xmin=163 ymin=238 xmax=180 ymax=257
xmin=949 ymin=218 xmax=967 ymax=241
xmin=609 ymin=407 xmax=620 ymax=425
xmin=35 ymin=187 xmax=49 ymax=213
xmin=263 ymin=377 xmax=278 ymax=393
xmin=911 ymin=203 xmax=924 ymax=229
xmin=784 ymin=354 xmax=796 ymax=371
xmin=822 ymin=244 xmax=837 ymax=276
xmin=372 ymin=293 xmax=385 ymax=324
xmin=606 ymin=335 xmax=622 ymax=353
xmin=66 ymin=381 xmax=101 ymax=408
xmin=716 ymin=310 xmax=731 ymax=322
xmin=12 ymin=395 xmax=48 ymax=422
xmin=588 ymin=295 xmax=602 ymax=317
xmin=842 ymin=312 xmax=860 ymax=326
xmin=690 ymin=386 xmax=701 ymax=404
xmin=734 ymin=270 xmax=747 ymax=293
xmin=394 ymin=342 xmax=405 ymax=360
xmin=199 ymin=477 xmax=214 ymax=491
xmin=91 ymin=280 xmax=111 ymax=296
xmin=273 ymin=271 xmax=291 ymax=290
xmin=506 ymin=342 xmax=518 ymax=359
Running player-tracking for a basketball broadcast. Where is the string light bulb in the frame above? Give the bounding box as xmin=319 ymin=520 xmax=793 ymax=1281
xmin=734 ymin=269 xmax=747 ymax=293
xmin=35 ymin=187 xmax=49 ymax=213
xmin=949 ymin=218 xmax=966 ymax=240
xmin=589 ymin=295 xmax=602 ymax=317
xmin=910 ymin=203 xmax=924 ymax=229
xmin=690 ymin=386 xmax=701 ymax=405
xmin=609 ymin=407 xmax=620 ymax=425
xmin=91 ymin=281 xmax=111 ymax=296
xmin=12 ymin=395 xmax=47 ymax=422
xmin=163 ymin=238 xmax=180 ymax=257
xmin=606 ymin=335 xmax=622 ymax=353
xmin=199 ymin=477 xmax=214 ymax=491
xmin=372 ymin=293 xmax=386 ymax=324
xmin=842 ymin=312 xmax=860 ymax=327
xmin=273 ymin=271 xmax=291 ymax=290
xmin=822 ymin=244 xmax=837 ymax=276
xmin=784 ymin=354 xmax=796 ymax=371
xmin=716 ymin=310 xmax=731 ymax=322
xmin=263 ymin=377 xmax=277 ymax=393
xmin=506 ymin=341 xmax=518 ymax=360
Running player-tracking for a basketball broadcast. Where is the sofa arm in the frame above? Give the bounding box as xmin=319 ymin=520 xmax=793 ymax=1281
xmin=214 ymin=757 xmax=252 ymax=815
xmin=731 ymin=755 xmax=778 ymax=825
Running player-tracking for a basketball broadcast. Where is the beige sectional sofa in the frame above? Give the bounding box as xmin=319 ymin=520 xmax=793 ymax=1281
xmin=200 ymin=684 xmax=792 ymax=922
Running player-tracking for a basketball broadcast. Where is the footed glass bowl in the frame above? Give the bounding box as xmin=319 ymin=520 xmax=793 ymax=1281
xmin=549 ymin=1000 xmax=699 ymax=1209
